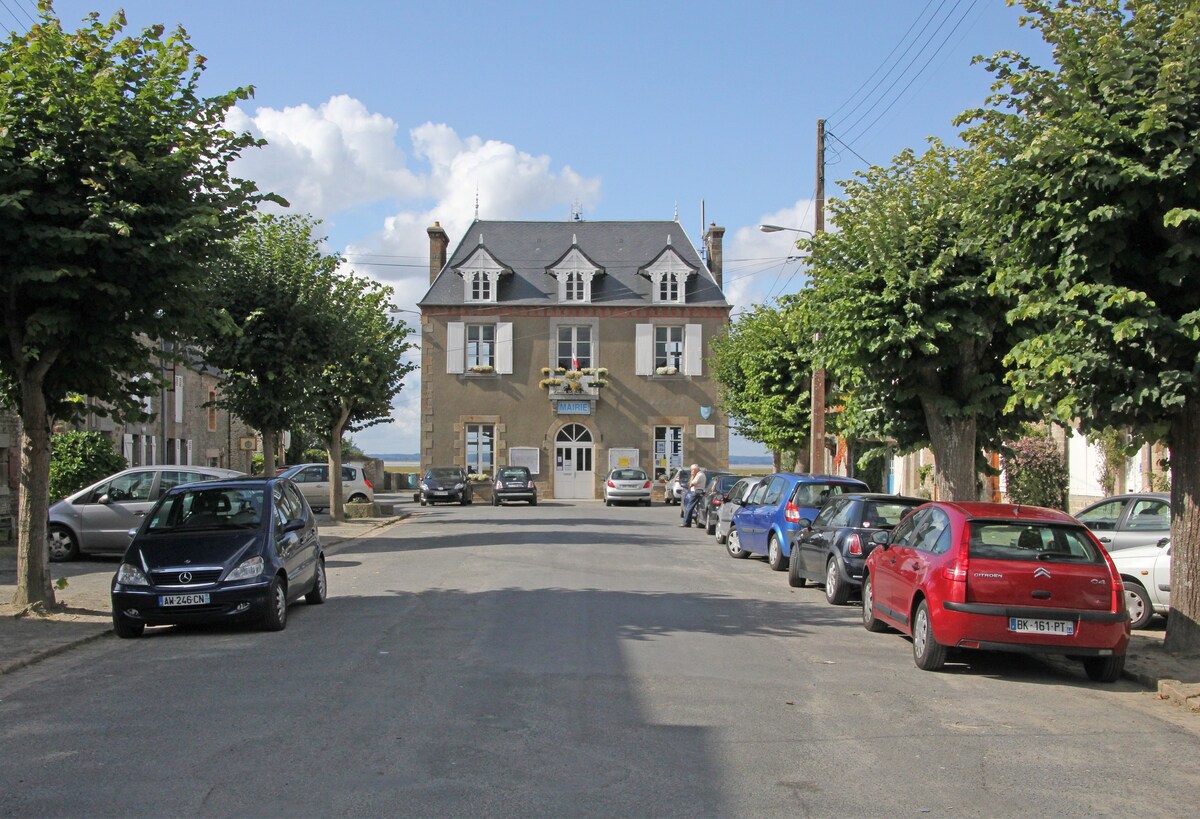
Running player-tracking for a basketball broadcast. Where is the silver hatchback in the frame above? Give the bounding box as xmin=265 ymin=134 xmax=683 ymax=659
xmin=48 ymin=465 xmax=242 ymax=561
xmin=604 ymin=468 xmax=652 ymax=506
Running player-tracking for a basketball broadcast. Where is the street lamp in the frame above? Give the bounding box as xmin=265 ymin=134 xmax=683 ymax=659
xmin=759 ymin=224 xmax=824 ymax=474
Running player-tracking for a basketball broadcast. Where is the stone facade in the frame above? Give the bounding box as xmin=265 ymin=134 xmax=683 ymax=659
xmin=418 ymin=219 xmax=732 ymax=500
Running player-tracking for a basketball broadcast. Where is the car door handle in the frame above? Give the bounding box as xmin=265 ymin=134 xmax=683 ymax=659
xmin=1099 ymin=536 xmax=1112 ymax=542
xmin=910 ymin=562 xmax=922 ymax=571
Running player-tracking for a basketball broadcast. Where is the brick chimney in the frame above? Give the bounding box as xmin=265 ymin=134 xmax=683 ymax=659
xmin=427 ymin=221 xmax=449 ymax=284
xmin=704 ymin=222 xmax=725 ymax=290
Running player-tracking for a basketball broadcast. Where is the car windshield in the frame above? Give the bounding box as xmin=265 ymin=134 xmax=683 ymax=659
xmin=612 ymin=469 xmax=646 ymax=480
xmin=498 ymin=468 xmax=527 ymax=479
xmin=146 ymin=487 xmax=266 ymax=532
xmin=968 ymin=522 xmax=1104 ymax=563
xmin=427 ymin=468 xmax=462 ymax=480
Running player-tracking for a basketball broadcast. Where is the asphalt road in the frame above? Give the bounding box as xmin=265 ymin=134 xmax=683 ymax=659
xmin=1 ymin=501 xmax=1198 ymax=817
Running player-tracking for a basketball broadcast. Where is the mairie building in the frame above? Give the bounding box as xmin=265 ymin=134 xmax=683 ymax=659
xmin=418 ymin=218 xmax=732 ymax=500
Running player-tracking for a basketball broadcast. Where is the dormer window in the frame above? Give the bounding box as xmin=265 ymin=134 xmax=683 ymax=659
xmin=547 ymin=239 xmax=603 ymax=304
xmin=454 ymin=242 xmax=510 ymax=304
xmin=640 ymin=244 xmax=697 ymax=305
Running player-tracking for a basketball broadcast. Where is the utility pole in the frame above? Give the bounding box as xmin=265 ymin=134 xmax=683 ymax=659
xmin=810 ymin=119 xmax=827 ymax=474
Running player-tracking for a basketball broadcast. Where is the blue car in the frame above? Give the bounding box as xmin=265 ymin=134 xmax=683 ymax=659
xmin=727 ymin=473 xmax=870 ymax=571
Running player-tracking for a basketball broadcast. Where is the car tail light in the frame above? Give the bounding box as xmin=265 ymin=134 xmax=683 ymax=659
xmin=642 ymin=480 xmax=651 ymax=489
xmin=496 ymin=480 xmax=503 ymax=490
xmin=364 ymin=475 xmax=374 ymax=490
xmin=714 ymin=498 xmax=723 ymax=507
xmin=527 ymin=481 xmax=535 ymax=489
xmin=943 ymin=560 xmax=969 ymax=583
xmin=846 ymin=533 xmax=862 ymax=556
xmin=1102 ymin=551 xmax=1125 ymax=614
xmin=607 ymin=480 xmax=615 ymax=488
xmin=784 ymin=502 xmax=801 ymax=523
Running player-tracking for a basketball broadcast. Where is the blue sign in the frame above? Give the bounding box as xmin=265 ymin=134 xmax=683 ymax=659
xmin=700 ymin=405 xmax=713 ymax=420
xmin=557 ymin=401 xmax=591 ymax=415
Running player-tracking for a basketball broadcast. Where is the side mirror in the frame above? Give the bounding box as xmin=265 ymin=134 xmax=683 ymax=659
xmin=126 ymin=527 xmax=139 ymax=539
xmin=1157 ymin=537 xmax=1170 ymax=548
xmin=282 ymin=518 xmax=305 ymax=534
xmin=798 ymin=518 xmax=812 ymax=529
xmin=98 ymin=494 xmax=112 ymax=505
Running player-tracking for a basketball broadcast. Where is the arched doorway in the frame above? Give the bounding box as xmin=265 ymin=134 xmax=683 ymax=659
xmin=553 ymin=423 xmax=595 ymax=499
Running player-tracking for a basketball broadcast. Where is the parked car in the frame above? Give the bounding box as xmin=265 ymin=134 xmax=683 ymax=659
xmin=1111 ymin=539 xmax=1172 ymax=629
xmin=715 ymin=476 xmax=766 ymax=547
xmin=699 ymin=472 xmax=739 ymax=534
xmin=862 ymin=501 xmax=1129 ymax=682
xmin=493 ymin=466 xmax=537 ymax=505
xmin=604 ymin=468 xmax=652 ymax=506
xmin=280 ymin=462 xmax=375 ymax=512
xmin=665 ymin=468 xmax=688 ymax=505
xmin=47 ymin=465 xmax=243 ymax=561
xmin=727 ymin=474 xmax=870 ymax=570
xmin=419 ymin=466 xmax=472 ymax=505
xmin=110 ymin=475 xmax=326 ymax=637
xmin=1075 ymin=492 xmax=1171 ymax=552
xmin=788 ymin=493 xmax=926 ymax=603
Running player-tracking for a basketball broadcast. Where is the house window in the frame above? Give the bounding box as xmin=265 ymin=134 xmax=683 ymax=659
xmin=469 ymin=271 xmax=493 ymax=302
xmin=557 ymin=326 xmax=592 ymax=370
xmin=655 ymin=326 xmax=684 ymax=370
xmin=467 ymin=324 xmax=495 ymax=368
xmin=466 ymin=424 xmax=495 ymax=476
xmin=658 ymin=273 xmax=680 ymax=303
xmin=565 ymin=272 xmax=586 ymax=301
xmin=654 ymin=426 xmax=683 ymax=481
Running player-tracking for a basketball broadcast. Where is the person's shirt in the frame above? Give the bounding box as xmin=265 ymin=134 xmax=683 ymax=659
xmin=690 ymin=471 xmax=708 ymax=493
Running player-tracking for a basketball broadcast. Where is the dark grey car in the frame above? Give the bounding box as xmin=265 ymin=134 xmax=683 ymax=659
xmin=48 ymin=465 xmax=242 ymax=561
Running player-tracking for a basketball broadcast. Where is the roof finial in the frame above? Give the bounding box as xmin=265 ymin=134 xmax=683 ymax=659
xmin=674 ymin=201 xmax=679 ymax=221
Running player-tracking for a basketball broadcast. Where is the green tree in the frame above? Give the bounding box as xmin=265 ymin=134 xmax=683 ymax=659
xmin=48 ymin=430 xmax=126 ymax=502
xmin=203 ymin=213 xmax=337 ymax=477
xmin=960 ymin=0 xmax=1200 ymax=651
xmin=803 ymin=141 xmax=1031 ymax=500
xmin=708 ymin=301 xmax=811 ymax=467
xmin=306 ymin=273 xmax=416 ymax=518
xmin=1001 ymin=430 xmax=1069 ymax=510
xmin=0 ymin=5 xmax=263 ymax=606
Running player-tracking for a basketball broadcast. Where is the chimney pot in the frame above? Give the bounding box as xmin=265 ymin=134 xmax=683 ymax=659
xmin=427 ymin=222 xmax=449 ymax=284
xmin=704 ymin=223 xmax=726 ymax=291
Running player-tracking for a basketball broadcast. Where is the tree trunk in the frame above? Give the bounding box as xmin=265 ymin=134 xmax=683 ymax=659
xmin=12 ymin=379 xmax=55 ymax=607
xmin=327 ymin=421 xmax=347 ymax=521
xmin=920 ymin=398 xmax=978 ymax=502
xmin=261 ymin=429 xmax=278 ymax=477
xmin=1164 ymin=399 xmax=1200 ymax=654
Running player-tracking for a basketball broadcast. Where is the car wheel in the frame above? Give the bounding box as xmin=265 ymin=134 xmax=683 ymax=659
xmin=112 ymin=611 xmax=144 ymax=639
xmin=348 ymin=493 xmax=368 ymax=503
xmin=1082 ymin=654 xmax=1125 ymax=683
xmin=788 ymin=551 xmax=807 ymax=588
xmin=305 ymin=559 xmax=327 ymax=605
xmin=706 ymin=516 xmax=716 ymax=535
xmin=862 ymin=574 xmax=888 ymax=633
xmin=715 ymin=529 xmax=727 ymax=545
xmin=47 ymin=525 xmax=79 ymax=562
xmin=727 ymin=527 xmax=748 ymax=559
xmin=606 ymin=498 xmax=612 ymax=507
xmin=1124 ymin=581 xmax=1153 ymax=630
xmin=492 ymin=494 xmax=500 ymax=506
xmin=767 ymin=534 xmax=787 ymax=572
xmin=530 ymin=498 xmax=537 ymax=506
xmin=420 ymin=498 xmax=427 ymax=506
xmin=825 ymin=557 xmax=850 ymax=605
xmin=912 ymin=600 xmax=947 ymax=671
xmin=262 ymin=576 xmax=288 ymax=632
xmin=459 ymin=495 xmax=468 ymax=505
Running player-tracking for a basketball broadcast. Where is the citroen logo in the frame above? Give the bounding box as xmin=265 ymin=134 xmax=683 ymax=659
xmin=178 ymin=571 xmax=193 ymax=584
xmin=1034 ymin=566 xmax=1051 ymax=579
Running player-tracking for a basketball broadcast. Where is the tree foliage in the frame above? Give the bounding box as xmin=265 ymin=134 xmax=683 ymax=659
xmin=803 ymin=141 xmax=1030 ymax=500
xmin=708 ymin=301 xmax=811 ymax=461
xmin=48 ymin=430 xmax=126 ymax=502
xmin=960 ymin=0 xmax=1200 ymax=652
xmin=1001 ymin=431 xmax=1069 ymax=510
xmin=0 ymin=4 xmax=265 ymax=606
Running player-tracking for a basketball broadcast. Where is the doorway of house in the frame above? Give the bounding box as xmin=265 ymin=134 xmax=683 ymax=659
xmin=553 ymin=423 xmax=594 ymax=499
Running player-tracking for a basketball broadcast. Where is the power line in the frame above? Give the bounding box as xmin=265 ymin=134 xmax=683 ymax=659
xmin=824 ymin=129 xmax=872 ymax=168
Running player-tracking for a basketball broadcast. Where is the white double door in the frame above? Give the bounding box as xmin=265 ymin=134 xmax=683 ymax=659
xmin=554 ymin=424 xmax=595 ymax=499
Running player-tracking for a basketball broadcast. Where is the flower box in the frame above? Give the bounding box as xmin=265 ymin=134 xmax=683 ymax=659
xmin=655 ymin=366 xmax=679 ymax=375
xmin=468 ymin=364 xmax=495 ymax=374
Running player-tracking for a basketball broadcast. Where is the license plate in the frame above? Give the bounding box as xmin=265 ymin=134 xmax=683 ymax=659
xmin=432 ymin=490 xmax=448 ymax=496
xmin=160 ymin=593 xmax=210 ymax=607
xmin=1009 ymin=617 xmax=1074 ymax=635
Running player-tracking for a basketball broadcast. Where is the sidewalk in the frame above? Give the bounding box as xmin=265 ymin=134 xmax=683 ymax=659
xmin=2 ymin=515 xmax=1199 ymax=711
xmin=0 ymin=510 xmax=408 ymax=676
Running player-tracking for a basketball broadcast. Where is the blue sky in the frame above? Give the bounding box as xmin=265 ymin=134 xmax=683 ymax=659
xmin=32 ymin=1 xmax=1053 ymax=457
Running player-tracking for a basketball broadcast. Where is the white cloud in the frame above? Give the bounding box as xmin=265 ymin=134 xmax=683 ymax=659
xmin=723 ymin=200 xmax=818 ymax=316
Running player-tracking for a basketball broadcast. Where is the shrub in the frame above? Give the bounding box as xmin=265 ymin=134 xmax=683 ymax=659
xmin=1002 ymin=434 xmax=1069 ymax=510
xmin=49 ymin=430 xmax=126 ymax=501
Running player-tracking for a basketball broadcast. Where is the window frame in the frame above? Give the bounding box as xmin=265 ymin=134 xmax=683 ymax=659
xmin=467 ymin=323 xmax=496 ymax=369
xmin=654 ymin=325 xmax=684 ymax=370
xmin=466 ymin=423 xmax=495 ymax=476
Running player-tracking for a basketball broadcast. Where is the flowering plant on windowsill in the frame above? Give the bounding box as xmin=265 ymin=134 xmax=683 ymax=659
xmin=539 ymin=377 xmax=563 ymax=389
xmin=541 ymin=367 xmax=552 ymax=376
xmin=468 ymin=364 xmax=494 ymax=374
xmin=655 ymin=365 xmax=678 ymax=375
xmin=468 ymin=472 xmax=490 ymax=482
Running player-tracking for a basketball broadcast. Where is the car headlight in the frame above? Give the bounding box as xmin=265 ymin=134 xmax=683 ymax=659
xmin=225 ymin=556 xmax=264 ymax=582
xmin=454 ymin=482 xmax=465 ymax=490
xmin=116 ymin=563 xmax=149 ymax=586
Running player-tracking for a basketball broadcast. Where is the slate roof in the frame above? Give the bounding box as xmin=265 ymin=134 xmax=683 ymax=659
xmin=418 ymin=220 xmax=730 ymax=308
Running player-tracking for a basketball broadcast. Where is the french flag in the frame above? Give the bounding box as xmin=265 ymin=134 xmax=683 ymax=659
xmin=572 ymin=357 xmax=579 ymax=370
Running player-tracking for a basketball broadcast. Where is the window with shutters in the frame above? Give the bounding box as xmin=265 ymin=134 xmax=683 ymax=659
xmin=655 ymin=326 xmax=683 ymax=370
xmin=636 ymin=323 xmax=702 ymax=376
xmin=467 ymin=324 xmax=495 ymax=369
xmin=447 ymin=321 xmax=512 ymax=374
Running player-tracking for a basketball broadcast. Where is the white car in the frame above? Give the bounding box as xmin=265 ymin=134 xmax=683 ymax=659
xmin=1110 ymin=539 xmax=1171 ymax=629
xmin=604 ymin=468 xmax=652 ymax=507
xmin=665 ymin=468 xmax=688 ymax=506
xmin=281 ymin=462 xmax=375 ymax=511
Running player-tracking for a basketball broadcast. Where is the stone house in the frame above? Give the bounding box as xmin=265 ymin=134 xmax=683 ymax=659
xmin=417 ymin=218 xmax=732 ymax=499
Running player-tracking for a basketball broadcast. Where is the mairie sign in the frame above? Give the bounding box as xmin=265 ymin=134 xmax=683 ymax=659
xmin=556 ymin=400 xmax=591 ymax=415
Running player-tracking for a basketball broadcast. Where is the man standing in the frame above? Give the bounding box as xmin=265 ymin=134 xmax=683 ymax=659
xmin=680 ymin=464 xmax=708 ymax=528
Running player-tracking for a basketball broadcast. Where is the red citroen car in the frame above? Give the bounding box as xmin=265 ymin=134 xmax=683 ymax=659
xmin=861 ymin=501 xmax=1129 ymax=682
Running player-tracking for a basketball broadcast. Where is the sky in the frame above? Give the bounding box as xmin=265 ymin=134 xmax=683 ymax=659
xmin=23 ymin=1 xmax=1054 ymax=457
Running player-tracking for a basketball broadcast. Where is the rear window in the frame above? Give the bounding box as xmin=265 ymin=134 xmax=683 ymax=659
xmin=498 ymin=467 xmax=528 ymax=479
xmin=864 ymin=500 xmax=922 ymax=528
xmin=612 ymin=469 xmax=647 ymax=480
xmin=792 ymin=482 xmax=864 ymax=507
xmin=714 ymin=475 xmax=739 ymax=493
xmin=968 ymin=522 xmax=1104 ymax=564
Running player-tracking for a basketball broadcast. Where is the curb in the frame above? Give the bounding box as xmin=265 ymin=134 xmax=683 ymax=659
xmin=0 ymin=627 xmax=111 ymax=675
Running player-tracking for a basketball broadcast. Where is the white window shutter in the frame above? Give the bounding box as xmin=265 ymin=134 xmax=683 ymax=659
xmin=635 ymin=324 xmax=653 ymax=375
xmin=684 ymin=324 xmax=702 ymax=375
xmin=447 ymin=322 xmax=465 ymax=373
xmin=496 ymin=322 xmax=513 ymax=374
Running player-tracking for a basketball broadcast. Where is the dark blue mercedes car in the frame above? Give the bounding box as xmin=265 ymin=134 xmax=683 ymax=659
xmin=110 ymin=475 xmax=326 ymax=637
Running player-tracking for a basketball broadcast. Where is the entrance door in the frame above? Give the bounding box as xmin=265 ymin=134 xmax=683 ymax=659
xmin=554 ymin=424 xmax=595 ymax=499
